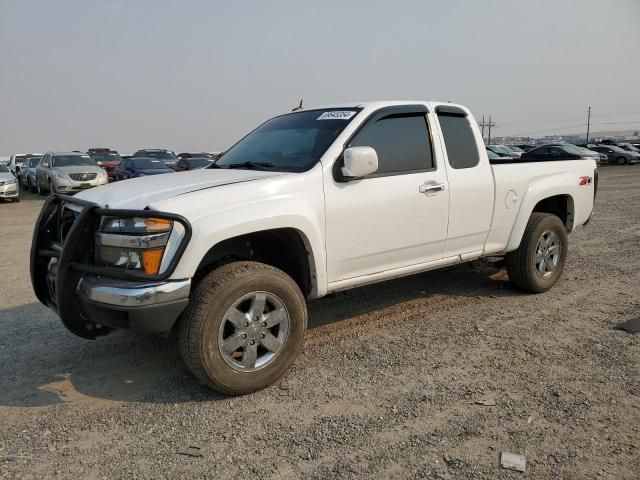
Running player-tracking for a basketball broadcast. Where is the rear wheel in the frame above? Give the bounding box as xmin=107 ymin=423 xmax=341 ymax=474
xmin=617 ymin=156 xmax=626 ymax=165
xmin=506 ymin=213 xmax=568 ymax=293
xmin=179 ymin=261 xmax=307 ymax=395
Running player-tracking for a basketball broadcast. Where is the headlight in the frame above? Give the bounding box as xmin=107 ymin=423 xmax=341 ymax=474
xmin=95 ymin=216 xmax=184 ymax=275
xmin=98 ymin=169 xmax=107 ymax=176
xmin=5 ymin=179 xmax=17 ymax=185
xmin=54 ymin=172 xmax=68 ymax=179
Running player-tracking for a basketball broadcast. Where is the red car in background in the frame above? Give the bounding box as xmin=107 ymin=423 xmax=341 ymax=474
xmin=88 ymin=148 xmax=123 ymax=181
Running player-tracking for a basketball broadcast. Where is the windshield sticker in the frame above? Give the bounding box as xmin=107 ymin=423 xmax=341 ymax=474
xmin=317 ymin=111 xmax=357 ymax=121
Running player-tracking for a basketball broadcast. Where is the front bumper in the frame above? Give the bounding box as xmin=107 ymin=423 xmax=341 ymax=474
xmin=0 ymin=183 xmax=19 ymax=198
xmin=52 ymin=176 xmax=108 ymax=192
xmin=76 ymin=275 xmax=190 ymax=334
xmin=30 ymin=194 xmax=192 ymax=338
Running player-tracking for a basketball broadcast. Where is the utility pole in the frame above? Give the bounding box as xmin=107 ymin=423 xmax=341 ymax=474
xmin=479 ymin=116 xmax=496 ymax=145
xmin=586 ymin=106 xmax=591 ymax=143
xmin=487 ymin=116 xmax=496 ymax=145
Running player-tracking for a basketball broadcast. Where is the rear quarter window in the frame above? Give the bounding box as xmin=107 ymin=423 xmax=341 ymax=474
xmin=437 ymin=114 xmax=480 ymax=169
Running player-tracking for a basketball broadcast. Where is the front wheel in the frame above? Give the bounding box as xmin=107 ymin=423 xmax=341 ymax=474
xmin=506 ymin=213 xmax=568 ymax=293
xmin=179 ymin=261 xmax=307 ymax=395
xmin=617 ymin=156 xmax=626 ymax=165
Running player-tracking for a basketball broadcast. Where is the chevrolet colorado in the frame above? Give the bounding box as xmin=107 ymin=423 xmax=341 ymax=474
xmin=31 ymin=101 xmax=597 ymax=394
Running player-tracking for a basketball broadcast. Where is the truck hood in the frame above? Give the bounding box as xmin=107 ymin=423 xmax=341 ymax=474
xmin=74 ymin=168 xmax=287 ymax=209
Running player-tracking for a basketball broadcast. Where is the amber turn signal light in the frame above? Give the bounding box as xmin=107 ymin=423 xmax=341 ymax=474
xmin=141 ymin=247 xmax=165 ymax=275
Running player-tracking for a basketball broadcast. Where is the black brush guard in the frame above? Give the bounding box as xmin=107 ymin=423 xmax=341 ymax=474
xmin=30 ymin=194 xmax=191 ymax=339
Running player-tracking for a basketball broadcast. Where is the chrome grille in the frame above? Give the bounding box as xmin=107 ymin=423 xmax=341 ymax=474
xmin=69 ymin=172 xmax=97 ymax=181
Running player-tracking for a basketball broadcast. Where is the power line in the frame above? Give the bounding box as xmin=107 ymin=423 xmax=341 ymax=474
xmin=595 ymin=121 xmax=640 ymax=125
xmin=508 ymin=123 xmax=586 ymax=137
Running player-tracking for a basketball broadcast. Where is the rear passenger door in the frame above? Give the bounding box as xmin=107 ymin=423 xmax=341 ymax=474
xmin=324 ymin=105 xmax=450 ymax=282
xmin=436 ymin=107 xmax=494 ymax=259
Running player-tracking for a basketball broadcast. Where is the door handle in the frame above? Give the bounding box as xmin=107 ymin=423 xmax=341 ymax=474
xmin=419 ymin=181 xmax=446 ymax=194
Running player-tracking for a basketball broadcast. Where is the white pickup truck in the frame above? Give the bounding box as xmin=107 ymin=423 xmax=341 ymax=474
xmin=31 ymin=101 xmax=596 ymax=394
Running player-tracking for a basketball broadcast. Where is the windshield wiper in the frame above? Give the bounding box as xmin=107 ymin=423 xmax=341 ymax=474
xmin=221 ymin=161 xmax=274 ymax=170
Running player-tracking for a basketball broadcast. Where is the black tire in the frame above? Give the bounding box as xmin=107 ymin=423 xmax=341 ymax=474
xmin=617 ymin=157 xmax=626 ymax=165
xmin=29 ymin=179 xmax=37 ymax=194
xmin=179 ymin=261 xmax=307 ymax=395
xmin=506 ymin=212 xmax=568 ymax=293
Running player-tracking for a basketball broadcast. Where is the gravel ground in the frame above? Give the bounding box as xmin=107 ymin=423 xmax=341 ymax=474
xmin=1 ymin=166 xmax=638 ymax=479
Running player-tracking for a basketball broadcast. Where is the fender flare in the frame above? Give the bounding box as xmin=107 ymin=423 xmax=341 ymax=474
xmin=505 ymin=173 xmax=576 ymax=252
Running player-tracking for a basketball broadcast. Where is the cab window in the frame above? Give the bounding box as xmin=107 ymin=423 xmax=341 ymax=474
xmin=349 ymin=113 xmax=434 ymax=175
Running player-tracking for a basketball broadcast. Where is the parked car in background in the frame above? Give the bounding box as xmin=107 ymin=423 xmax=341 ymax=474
xmin=522 ymin=144 xmax=601 ymax=162
xmin=89 ymin=149 xmax=123 ymax=181
xmin=114 ymin=157 xmax=175 ymax=180
xmin=20 ymin=155 xmax=42 ymax=192
xmin=35 ymin=152 xmax=108 ymax=195
xmin=487 ymin=145 xmax=522 ymax=158
xmin=177 ymin=152 xmax=214 ymax=160
xmin=133 ymin=149 xmax=178 ymax=167
xmin=0 ymin=163 xmax=19 ymax=202
xmin=542 ymin=144 xmax=602 ymax=166
xmin=173 ymin=157 xmax=213 ymax=171
xmin=8 ymin=153 xmax=42 ymax=176
xmin=590 ymin=145 xmax=640 ymax=165
xmin=617 ymin=143 xmax=640 ymax=155
xmin=514 ymin=144 xmax=538 ymax=152
xmin=486 ymin=148 xmax=514 ymax=162
xmin=506 ymin=145 xmax=526 ymax=156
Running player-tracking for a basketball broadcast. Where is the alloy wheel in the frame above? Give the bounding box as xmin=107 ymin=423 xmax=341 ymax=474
xmin=535 ymin=229 xmax=561 ymax=278
xmin=218 ymin=291 xmax=290 ymax=372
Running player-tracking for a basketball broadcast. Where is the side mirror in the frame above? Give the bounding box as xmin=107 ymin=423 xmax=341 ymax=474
xmin=341 ymin=146 xmax=378 ymax=179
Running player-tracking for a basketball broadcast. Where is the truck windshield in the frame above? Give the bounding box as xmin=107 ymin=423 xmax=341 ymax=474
xmin=214 ymin=108 xmax=361 ymax=172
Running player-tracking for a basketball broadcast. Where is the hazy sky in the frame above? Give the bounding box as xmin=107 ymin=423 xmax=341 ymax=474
xmin=1 ymin=0 xmax=639 ymax=154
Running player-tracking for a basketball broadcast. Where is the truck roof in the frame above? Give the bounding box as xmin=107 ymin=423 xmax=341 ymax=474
xmin=310 ymin=100 xmax=468 ymax=112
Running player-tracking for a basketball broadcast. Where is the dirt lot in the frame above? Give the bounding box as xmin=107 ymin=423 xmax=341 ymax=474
xmin=1 ymin=166 xmax=638 ymax=479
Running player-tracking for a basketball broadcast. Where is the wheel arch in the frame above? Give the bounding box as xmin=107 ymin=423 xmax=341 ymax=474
xmin=505 ymin=178 xmax=577 ymax=252
xmin=189 ymin=227 xmax=320 ymax=299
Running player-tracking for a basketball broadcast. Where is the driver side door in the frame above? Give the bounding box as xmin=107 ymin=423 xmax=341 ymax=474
xmin=323 ymin=106 xmax=450 ymax=283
